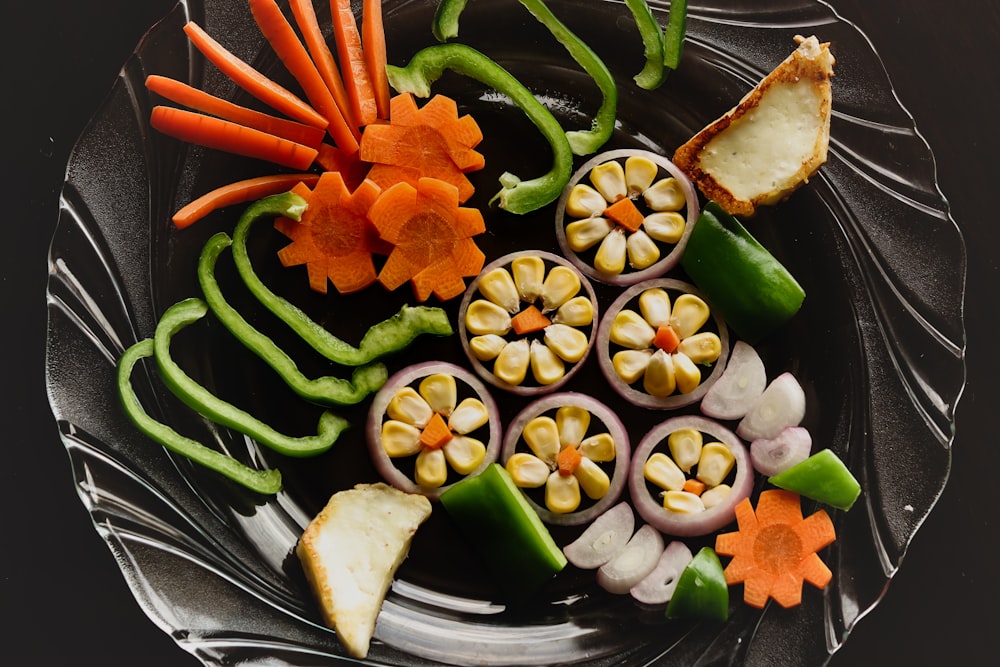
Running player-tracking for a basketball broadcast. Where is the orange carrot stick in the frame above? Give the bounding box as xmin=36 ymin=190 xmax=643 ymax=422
xmin=362 ymin=0 xmax=391 ymax=119
xmin=511 ymin=305 xmax=552 ymax=335
xmin=145 ymin=75 xmax=325 ymax=149
xmin=182 ymin=21 xmax=328 ymax=129
xmin=150 ymin=106 xmax=318 ymax=170
xmin=330 ymin=0 xmax=378 ymax=126
xmin=248 ymin=0 xmax=358 ymax=152
xmin=171 ymin=173 xmax=320 ymax=229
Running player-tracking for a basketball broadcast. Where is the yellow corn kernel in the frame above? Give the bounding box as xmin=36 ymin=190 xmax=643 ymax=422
xmin=443 ymin=435 xmax=487 ymax=475
xmin=612 ymin=349 xmax=653 ymax=384
xmin=469 ymin=334 xmax=507 ymax=361
xmin=638 ymin=288 xmax=671 ymax=328
xmin=644 ymin=452 xmax=686 ymax=491
xmin=643 ymin=177 xmax=686 ymax=211
xmin=465 ymin=299 xmax=512 ymax=336
xmin=701 ymin=483 xmax=732 ymax=509
xmin=418 ymin=373 xmax=457 ymax=416
xmin=556 ymin=405 xmax=591 ymax=448
xmin=478 ymin=267 xmax=520 ymax=314
xmin=522 ymin=415 xmax=560 ymax=466
xmin=386 ymin=386 xmax=433 ymax=427
xmin=494 ymin=338 xmax=530 ymax=386
xmin=529 ymin=340 xmax=566 ymax=386
xmin=673 ymin=352 xmax=702 ymax=394
xmin=506 ymin=452 xmax=550 ymax=488
xmin=545 ymin=472 xmax=582 ymax=514
xmin=575 ymin=457 xmax=611 ymax=499
xmin=415 ymin=447 xmax=448 ymax=488
xmin=579 ymin=432 xmax=616 ymax=462
xmin=667 ymin=428 xmax=703 ymax=473
xmin=626 ymin=230 xmax=661 ymax=269
xmin=541 ymin=266 xmax=582 ymax=311
xmin=625 ymin=155 xmax=658 ymax=195
xmin=380 ymin=419 xmax=424 ymax=457
xmin=565 ymin=216 xmax=615 ymax=252
xmin=448 ymin=397 xmax=490 ymax=435
xmin=565 ymin=183 xmax=607 ymax=218
xmin=609 ymin=309 xmax=656 ymax=349
xmin=677 ymin=332 xmax=722 ymax=364
xmin=552 ymin=295 xmax=595 ymax=327
xmin=663 ymin=490 xmax=706 ymax=513
xmin=696 ymin=442 xmax=736 ymax=487
xmin=643 ymin=349 xmax=677 ymax=397
xmin=643 ymin=211 xmax=686 ymax=244
xmin=594 ymin=228 xmax=627 ymax=275
xmin=511 ymin=256 xmax=545 ymax=303
xmin=543 ymin=323 xmax=590 ymax=363
xmin=669 ymin=293 xmax=710 ymax=338
xmin=588 ymin=160 xmax=627 ymax=202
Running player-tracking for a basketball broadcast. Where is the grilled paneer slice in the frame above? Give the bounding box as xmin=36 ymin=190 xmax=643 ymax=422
xmin=297 ymin=483 xmax=432 ymax=659
xmin=673 ymin=35 xmax=835 ymax=217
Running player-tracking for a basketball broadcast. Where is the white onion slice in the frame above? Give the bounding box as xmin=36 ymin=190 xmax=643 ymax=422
xmin=629 ymin=415 xmax=753 ymax=537
xmin=562 ymin=502 xmax=635 ymax=569
xmin=700 ymin=340 xmax=766 ymax=420
xmin=366 ymin=362 xmax=502 ymax=500
xmin=629 ymin=540 xmax=694 ymax=605
xmin=736 ymin=372 xmax=806 ymax=441
xmin=750 ymin=426 xmax=812 ymax=476
xmin=555 ymin=149 xmax=700 ymax=286
xmin=502 ymin=392 xmax=631 ymax=526
xmin=596 ymin=524 xmax=664 ymax=595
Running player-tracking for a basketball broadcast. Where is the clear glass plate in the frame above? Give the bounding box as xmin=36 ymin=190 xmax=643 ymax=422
xmin=45 ymin=0 xmax=966 ymax=664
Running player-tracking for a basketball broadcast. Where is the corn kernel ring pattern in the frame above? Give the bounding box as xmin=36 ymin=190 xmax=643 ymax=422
xmin=459 ymin=250 xmax=599 ymax=395
xmin=555 ymin=149 xmax=700 ymax=286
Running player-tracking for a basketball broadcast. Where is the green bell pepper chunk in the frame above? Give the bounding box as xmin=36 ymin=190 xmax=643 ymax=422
xmin=680 ymin=201 xmax=805 ymax=344
xmin=440 ymin=463 xmax=566 ymax=597
xmin=229 ymin=193 xmax=453 ymax=364
xmin=117 ymin=339 xmax=283 ymax=494
xmin=665 ymin=546 xmax=729 ymax=622
xmin=768 ymin=449 xmax=861 ymax=511
xmin=385 ymin=43 xmax=573 ymax=215
xmin=153 ymin=297 xmax=349 ymax=458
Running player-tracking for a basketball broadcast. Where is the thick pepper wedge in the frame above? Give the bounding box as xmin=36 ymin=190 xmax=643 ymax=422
xmin=768 ymin=449 xmax=861 ymax=511
xmin=440 ymin=463 xmax=567 ymax=597
xmin=665 ymin=546 xmax=729 ymax=622
xmin=680 ymin=201 xmax=805 ymax=343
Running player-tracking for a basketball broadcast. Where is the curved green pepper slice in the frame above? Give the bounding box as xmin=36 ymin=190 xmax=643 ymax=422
xmin=663 ymin=0 xmax=688 ymax=71
xmin=117 ymin=339 xmax=283 ymax=494
xmin=665 ymin=546 xmax=729 ymax=622
xmin=624 ymin=0 xmax=666 ymax=89
xmin=153 ymin=297 xmax=349 ymax=458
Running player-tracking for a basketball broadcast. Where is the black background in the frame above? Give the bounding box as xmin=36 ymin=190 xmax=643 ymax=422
xmin=3 ymin=1 xmax=995 ymax=665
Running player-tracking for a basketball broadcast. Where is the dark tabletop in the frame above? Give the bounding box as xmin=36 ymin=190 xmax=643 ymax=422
xmin=3 ymin=1 xmax=995 ymax=665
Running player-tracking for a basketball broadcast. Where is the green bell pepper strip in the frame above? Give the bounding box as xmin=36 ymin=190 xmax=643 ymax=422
xmin=680 ymin=201 xmax=805 ymax=344
xmin=229 ymin=193 xmax=453 ymax=363
xmin=153 ymin=297 xmax=350 ymax=458
xmin=198 ymin=230 xmax=388 ymax=406
xmin=385 ymin=43 xmax=573 ymax=214
xmin=665 ymin=546 xmax=729 ymax=622
xmin=768 ymin=449 xmax=861 ymax=511
xmin=117 ymin=339 xmax=283 ymax=494
xmin=429 ymin=0 xmax=617 ymax=156
xmin=440 ymin=463 xmax=566 ymax=598
xmin=624 ymin=0 xmax=666 ymax=89
xmin=663 ymin=0 xmax=688 ymax=70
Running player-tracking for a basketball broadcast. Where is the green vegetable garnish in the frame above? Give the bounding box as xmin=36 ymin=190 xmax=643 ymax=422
xmin=665 ymin=546 xmax=729 ymax=622
xmin=768 ymin=449 xmax=862 ymax=511
xmin=624 ymin=0 xmax=666 ymax=89
xmin=662 ymin=0 xmax=688 ymax=71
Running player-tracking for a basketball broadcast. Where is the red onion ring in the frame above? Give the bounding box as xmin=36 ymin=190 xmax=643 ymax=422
xmin=458 ymin=250 xmax=599 ymax=396
xmin=501 ymin=392 xmax=631 ymax=526
xmin=554 ymin=148 xmax=700 ymax=287
xmin=629 ymin=415 xmax=753 ymax=537
xmin=366 ymin=361 xmax=502 ymax=500
xmin=596 ymin=278 xmax=730 ymax=410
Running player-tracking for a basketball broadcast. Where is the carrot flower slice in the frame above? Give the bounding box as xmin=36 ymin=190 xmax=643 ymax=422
xmin=714 ymin=489 xmax=836 ymax=609
xmin=274 ymin=172 xmax=389 ymax=295
xmin=369 ymin=177 xmax=486 ymax=302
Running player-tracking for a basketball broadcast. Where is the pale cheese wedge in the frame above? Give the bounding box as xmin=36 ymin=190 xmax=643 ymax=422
xmin=673 ymin=35 xmax=835 ymax=217
xmin=296 ymin=483 xmax=432 ymax=659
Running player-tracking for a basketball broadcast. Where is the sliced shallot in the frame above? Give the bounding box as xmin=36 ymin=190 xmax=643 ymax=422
xmin=750 ymin=426 xmax=812 ymax=476
xmin=736 ymin=372 xmax=806 ymax=441
xmin=700 ymin=340 xmax=767 ymax=420
xmin=596 ymin=524 xmax=664 ymax=595
xmin=562 ymin=502 xmax=635 ymax=569
xmin=629 ymin=540 xmax=694 ymax=605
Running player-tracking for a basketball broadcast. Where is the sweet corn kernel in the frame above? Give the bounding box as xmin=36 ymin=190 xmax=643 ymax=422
xmin=565 ymin=216 xmax=615 ymax=252
xmin=545 ymin=471 xmax=582 ymax=514
xmin=644 ymin=452 xmax=686 ymax=491
xmin=643 ymin=349 xmax=677 ymax=397
xmin=511 ymin=256 xmax=545 ymax=303
xmin=667 ymin=428 xmax=703 ymax=473
xmin=676 ymin=332 xmax=722 ymax=364
xmin=418 ymin=373 xmax=457 ymax=416
xmin=609 ymin=309 xmax=656 ymax=349
xmin=506 ymin=452 xmax=550 ymax=487
xmin=673 ymin=352 xmax=702 ymax=394
xmin=579 ymin=433 xmax=616 ymax=462
xmin=529 ymin=340 xmax=566 ymax=385
xmin=522 ymin=415 xmax=560 ymax=466
xmin=415 ymin=447 xmax=448 ymax=488
xmin=386 ymin=387 xmax=433 ymax=427
xmin=494 ymin=338 xmax=530 ymax=385
xmin=594 ymin=228 xmax=627 ymax=275
xmin=626 ymin=230 xmax=661 ymax=269
xmin=669 ymin=294 xmax=710 ymax=338
xmin=543 ymin=323 xmax=590 ymax=363
xmin=556 ymin=405 xmax=591 ymax=448
xmin=469 ymin=334 xmax=507 ymax=361
xmin=643 ymin=211 xmax=686 ymax=244
xmin=448 ymin=397 xmax=490 ymax=435
xmin=575 ymin=457 xmax=611 ymax=499
xmin=443 ymin=435 xmax=487 ymax=475
xmin=638 ymin=288 xmax=671 ymax=328
xmin=380 ymin=420 xmax=424 ymax=457
xmin=478 ymin=267 xmax=520 ymax=313
xmin=551 ymin=295 xmax=595 ymax=327
xmin=625 ymin=155 xmax=658 ymax=195
xmin=701 ymin=483 xmax=732 ymax=509
xmin=566 ymin=183 xmax=608 ymax=218
xmin=662 ymin=490 xmax=706 ymax=513
xmin=541 ymin=266 xmax=582 ymax=311
xmin=696 ymin=442 xmax=736 ymax=487
xmin=465 ymin=299 xmax=512 ymax=336
xmin=643 ymin=177 xmax=686 ymax=211
xmin=612 ymin=349 xmax=653 ymax=384
xmin=588 ymin=160 xmax=628 ymax=202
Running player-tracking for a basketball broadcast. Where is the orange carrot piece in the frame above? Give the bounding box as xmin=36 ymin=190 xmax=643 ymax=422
xmin=361 ymin=0 xmax=391 ymax=119
xmin=182 ymin=21 xmax=327 ymax=129
xmin=150 ymin=106 xmax=318 ymax=170
xmin=511 ymin=305 xmax=552 ymax=335
xmin=330 ymin=0 xmax=378 ymax=126
xmin=681 ymin=478 xmax=706 ymax=496
xmin=172 ymin=173 xmax=320 ymax=229
xmin=652 ymin=324 xmax=681 ymax=354
xmin=419 ymin=412 xmax=453 ymax=450
xmin=557 ymin=445 xmax=583 ymax=476
xmin=604 ymin=196 xmax=645 ymax=233
xmin=287 ymin=0 xmax=358 ymax=132
xmin=314 ymin=143 xmax=371 ymax=191
xmin=145 ymin=75 xmax=325 ymax=149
